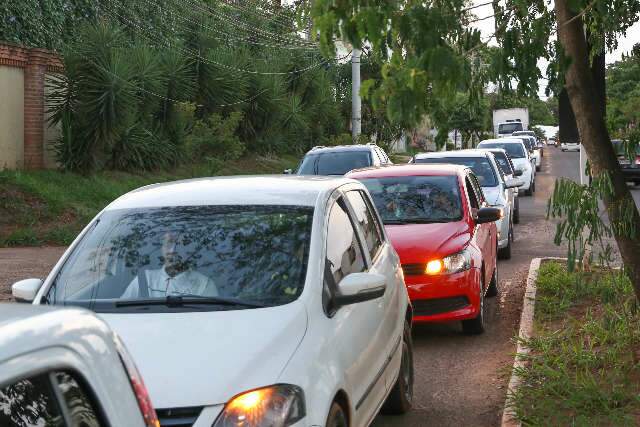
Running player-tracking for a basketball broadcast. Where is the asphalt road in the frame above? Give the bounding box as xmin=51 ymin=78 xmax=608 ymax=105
xmin=1 ymin=147 xmax=637 ymax=426
xmin=372 ymin=146 xmax=616 ymax=427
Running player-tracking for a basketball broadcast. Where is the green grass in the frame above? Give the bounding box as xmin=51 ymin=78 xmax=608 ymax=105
xmin=509 ymin=262 xmax=640 ymax=426
xmin=0 ymin=153 xmax=299 ymax=247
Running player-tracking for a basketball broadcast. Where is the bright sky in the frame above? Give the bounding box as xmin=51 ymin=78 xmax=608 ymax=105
xmin=469 ymin=0 xmax=640 ymax=97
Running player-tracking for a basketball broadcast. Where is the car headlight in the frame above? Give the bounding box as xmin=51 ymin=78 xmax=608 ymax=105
xmin=425 ymin=248 xmax=472 ymax=275
xmin=213 ymin=384 xmax=305 ymax=427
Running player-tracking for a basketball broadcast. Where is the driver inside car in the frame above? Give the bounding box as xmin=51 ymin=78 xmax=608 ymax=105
xmin=121 ymin=231 xmax=218 ymax=298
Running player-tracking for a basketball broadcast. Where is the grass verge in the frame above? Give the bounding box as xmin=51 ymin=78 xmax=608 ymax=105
xmin=0 ymin=154 xmax=298 ymax=247
xmin=509 ymin=262 xmax=640 ymax=426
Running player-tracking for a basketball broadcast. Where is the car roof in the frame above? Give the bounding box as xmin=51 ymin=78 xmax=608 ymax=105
xmin=413 ymin=149 xmax=491 ymax=159
xmin=346 ymin=164 xmax=468 ymax=179
xmin=0 ymin=304 xmax=111 ymax=362
xmin=479 ymin=138 xmax=526 ymax=145
xmin=106 ymin=176 xmax=354 ymax=210
xmin=477 ymin=147 xmax=507 ymax=155
xmin=304 ymin=144 xmax=376 ymax=154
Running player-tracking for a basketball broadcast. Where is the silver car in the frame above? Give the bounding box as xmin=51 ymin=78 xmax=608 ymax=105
xmin=411 ymin=150 xmax=521 ymax=259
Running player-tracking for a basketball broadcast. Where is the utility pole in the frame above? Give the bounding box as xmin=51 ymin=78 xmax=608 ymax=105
xmin=351 ymin=48 xmax=362 ymax=142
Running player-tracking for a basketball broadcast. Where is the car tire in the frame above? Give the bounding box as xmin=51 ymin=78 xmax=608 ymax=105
xmin=486 ymin=262 xmax=499 ymax=298
xmin=462 ymin=275 xmax=485 ymax=335
xmin=531 ymin=179 xmax=536 ymax=193
xmin=381 ymin=321 xmax=414 ymax=415
xmin=326 ymin=401 xmax=349 ymax=427
xmin=498 ymin=223 xmax=513 ymax=260
xmin=513 ymin=198 xmax=520 ymax=224
xmin=536 ymin=164 xmax=541 ymax=172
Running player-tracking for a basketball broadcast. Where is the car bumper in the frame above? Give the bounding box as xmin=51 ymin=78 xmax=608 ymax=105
xmin=406 ymin=269 xmax=481 ymax=323
xmin=621 ymin=167 xmax=640 ymax=181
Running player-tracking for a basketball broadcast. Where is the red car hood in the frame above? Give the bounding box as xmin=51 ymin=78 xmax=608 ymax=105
xmin=386 ymin=221 xmax=471 ymax=263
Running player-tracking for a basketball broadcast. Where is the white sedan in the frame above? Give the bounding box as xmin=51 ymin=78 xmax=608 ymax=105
xmin=561 ymin=142 xmax=581 ymax=152
xmin=478 ymin=139 xmax=536 ymax=196
xmin=13 ymin=176 xmax=414 ymax=427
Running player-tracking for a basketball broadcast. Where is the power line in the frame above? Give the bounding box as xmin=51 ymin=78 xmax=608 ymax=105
xmin=102 ymin=5 xmax=329 ymax=75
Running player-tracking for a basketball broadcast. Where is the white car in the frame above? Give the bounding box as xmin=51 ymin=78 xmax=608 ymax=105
xmin=512 ymin=135 xmax=541 ymax=172
xmin=561 ymin=142 xmax=581 ymax=152
xmin=13 ymin=176 xmax=414 ymax=427
xmin=411 ymin=150 xmax=520 ymax=259
xmin=0 ymin=304 xmax=157 ymax=427
xmin=476 ymin=147 xmax=522 ymax=224
xmin=478 ymin=139 xmax=536 ymax=196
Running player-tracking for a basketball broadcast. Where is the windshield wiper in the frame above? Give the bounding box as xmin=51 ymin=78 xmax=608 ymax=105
xmin=383 ymin=219 xmax=408 ymax=225
xmin=403 ymin=219 xmax=452 ymax=224
xmin=115 ymin=295 xmax=266 ymax=308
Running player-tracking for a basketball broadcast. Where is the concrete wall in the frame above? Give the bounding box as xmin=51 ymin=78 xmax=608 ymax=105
xmin=0 ymin=65 xmax=24 ymax=169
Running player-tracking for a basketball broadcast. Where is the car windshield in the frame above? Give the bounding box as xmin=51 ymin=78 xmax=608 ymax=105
xmin=499 ymin=123 xmax=523 ymax=134
xmin=360 ymin=176 xmax=462 ymax=224
xmin=45 ymin=205 xmax=313 ymax=312
xmin=478 ymin=142 xmax=526 ymax=159
xmin=414 ymin=157 xmax=498 ymax=187
xmin=489 ymin=152 xmax=514 ymax=175
xmin=298 ymin=151 xmax=371 ymax=175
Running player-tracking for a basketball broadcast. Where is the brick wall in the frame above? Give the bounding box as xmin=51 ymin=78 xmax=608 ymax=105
xmin=0 ymin=43 xmax=62 ymax=170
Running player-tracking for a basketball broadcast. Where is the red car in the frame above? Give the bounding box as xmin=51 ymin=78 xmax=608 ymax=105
xmin=347 ymin=164 xmax=500 ymax=334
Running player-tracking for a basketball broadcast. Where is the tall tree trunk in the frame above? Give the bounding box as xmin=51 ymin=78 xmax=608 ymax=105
xmin=556 ymin=0 xmax=640 ymax=292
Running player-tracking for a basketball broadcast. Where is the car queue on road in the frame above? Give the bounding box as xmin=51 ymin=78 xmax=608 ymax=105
xmin=4 ymin=133 xmax=545 ymax=427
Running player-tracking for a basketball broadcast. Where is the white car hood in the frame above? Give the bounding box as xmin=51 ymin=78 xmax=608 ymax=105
xmin=101 ymin=301 xmax=308 ymax=409
xmin=481 ymin=186 xmax=504 ymax=206
xmin=511 ymin=158 xmax=530 ymax=171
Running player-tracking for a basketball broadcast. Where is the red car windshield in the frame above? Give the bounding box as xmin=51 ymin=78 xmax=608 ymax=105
xmin=360 ymin=175 xmax=463 ymax=224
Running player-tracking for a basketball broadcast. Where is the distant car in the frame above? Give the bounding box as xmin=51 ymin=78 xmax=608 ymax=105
xmin=410 ymin=150 xmax=519 ymax=259
xmin=513 ymin=136 xmax=541 ymax=171
xmin=288 ymin=144 xmax=392 ymax=175
xmin=561 ymin=141 xmax=580 ymax=152
xmin=475 ymin=147 xmax=522 ymax=224
xmin=0 ymin=304 xmax=157 ymax=427
xmin=477 ymin=139 xmax=536 ymax=196
xmin=13 ymin=176 xmax=414 ymax=426
xmin=347 ymin=164 xmax=501 ymax=334
xmin=612 ymin=139 xmax=640 ymax=185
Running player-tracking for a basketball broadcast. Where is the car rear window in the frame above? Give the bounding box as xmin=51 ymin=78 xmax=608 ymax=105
xmin=413 ymin=157 xmax=498 ymax=187
xmin=298 ymin=151 xmax=371 ymax=175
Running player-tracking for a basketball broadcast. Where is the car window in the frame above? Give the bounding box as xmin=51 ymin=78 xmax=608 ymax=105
xmin=325 ymin=198 xmax=366 ymax=286
xmin=465 ymin=177 xmax=479 ymax=210
xmin=360 ymin=175 xmax=463 ymax=224
xmin=371 ymin=149 xmax=382 ymax=165
xmin=0 ymin=371 xmax=104 ymax=427
xmin=0 ymin=374 xmax=64 ymax=426
xmin=470 ymin=174 xmax=486 ymax=204
xmin=345 ymin=191 xmax=383 ymax=259
xmin=46 ymin=205 xmax=313 ymax=312
xmin=55 ymin=372 xmax=103 ymax=427
xmin=492 ymin=152 xmax=514 ymax=175
xmin=298 ymin=151 xmax=371 ymax=175
xmin=414 ymin=156 xmax=498 ymax=187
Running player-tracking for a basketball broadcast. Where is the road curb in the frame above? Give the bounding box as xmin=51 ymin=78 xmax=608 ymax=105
xmin=500 ymin=257 xmax=566 ymax=427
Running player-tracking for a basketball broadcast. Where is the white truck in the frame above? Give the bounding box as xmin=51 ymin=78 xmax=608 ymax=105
xmin=493 ymin=108 xmax=530 ymax=138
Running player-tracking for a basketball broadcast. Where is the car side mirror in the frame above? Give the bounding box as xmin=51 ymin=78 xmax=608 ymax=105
xmin=283 ymin=169 xmax=293 ymax=174
xmin=514 ymin=169 xmax=524 ymax=177
xmin=475 ymin=207 xmax=502 ymax=224
xmin=12 ymin=278 xmax=43 ymax=303
xmin=334 ymin=272 xmax=386 ymax=307
xmin=505 ymin=178 xmax=523 ymax=189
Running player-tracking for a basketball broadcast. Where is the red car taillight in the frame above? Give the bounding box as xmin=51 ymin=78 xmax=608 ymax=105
xmin=113 ymin=333 xmax=160 ymax=427
xmin=635 ymin=155 xmax=640 ymax=165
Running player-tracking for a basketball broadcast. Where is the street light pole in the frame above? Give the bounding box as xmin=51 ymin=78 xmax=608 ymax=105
xmin=351 ymin=48 xmax=362 ymax=142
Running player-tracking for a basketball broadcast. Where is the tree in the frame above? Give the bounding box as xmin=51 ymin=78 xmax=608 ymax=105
xmin=312 ymin=0 xmax=640 ymax=296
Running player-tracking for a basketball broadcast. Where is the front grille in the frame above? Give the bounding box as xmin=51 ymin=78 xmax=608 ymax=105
xmin=402 ymin=263 xmax=425 ymax=276
xmin=156 ymin=406 xmax=203 ymax=427
xmin=413 ymin=296 xmax=470 ymax=316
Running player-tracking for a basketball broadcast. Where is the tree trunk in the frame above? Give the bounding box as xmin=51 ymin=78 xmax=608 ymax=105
xmin=556 ymin=0 xmax=640 ymax=292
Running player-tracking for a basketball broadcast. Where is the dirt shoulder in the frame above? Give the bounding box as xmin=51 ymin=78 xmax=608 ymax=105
xmin=0 ymin=247 xmax=66 ymax=301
